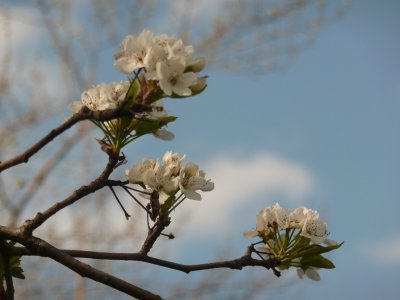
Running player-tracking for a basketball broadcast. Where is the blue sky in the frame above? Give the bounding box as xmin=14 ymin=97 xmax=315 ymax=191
xmin=2 ymin=1 xmax=400 ymax=299
xmin=146 ymin=1 xmax=400 ymax=299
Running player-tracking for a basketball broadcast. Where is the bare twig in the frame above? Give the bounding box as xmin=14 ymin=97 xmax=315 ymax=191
xmin=20 ymin=153 xmax=119 ymax=234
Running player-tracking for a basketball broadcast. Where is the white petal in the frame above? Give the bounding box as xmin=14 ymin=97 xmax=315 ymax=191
xmin=152 ymin=129 xmax=175 ymax=141
xmin=114 ymin=57 xmax=140 ymax=73
xmin=159 ymin=78 xmax=172 ymax=96
xmin=183 ymin=189 xmax=202 ymax=200
xmin=243 ymin=230 xmax=259 ymax=239
xmin=305 ymin=269 xmax=321 ymax=281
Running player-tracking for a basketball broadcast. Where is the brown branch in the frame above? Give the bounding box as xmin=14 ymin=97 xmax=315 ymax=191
xmin=10 ymin=245 xmax=281 ymax=275
xmin=0 ymin=104 xmax=151 ymax=173
xmin=0 ymin=228 xmax=162 ymax=300
xmin=20 ymin=153 xmax=119 ymax=234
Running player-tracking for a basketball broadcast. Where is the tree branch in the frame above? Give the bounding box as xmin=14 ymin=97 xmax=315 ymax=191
xmin=0 ymin=228 xmax=162 ymax=300
xmin=0 ymin=104 xmax=151 ymax=173
xmin=139 ymin=216 xmax=170 ymax=255
xmin=8 ymin=127 xmax=88 ymax=227
xmin=10 ymin=245 xmax=281 ymax=275
xmin=19 ymin=154 xmax=120 ymax=234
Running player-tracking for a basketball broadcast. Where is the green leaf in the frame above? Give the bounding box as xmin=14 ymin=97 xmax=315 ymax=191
xmin=300 ymin=254 xmax=335 ymax=269
xmin=135 ymin=116 xmax=177 ymax=137
xmin=0 ymin=248 xmax=25 ymax=280
xmin=160 ymin=116 xmax=178 ymax=123
xmin=135 ymin=120 xmax=162 ymax=136
xmin=11 ymin=266 xmax=25 ymax=280
xmin=290 ymin=242 xmax=343 ymax=259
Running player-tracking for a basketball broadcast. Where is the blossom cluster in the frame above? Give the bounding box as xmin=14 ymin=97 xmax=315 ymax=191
xmin=69 ymin=30 xmax=207 ymax=153
xmin=244 ymin=203 xmax=328 ymax=244
xmin=126 ymin=151 xmax=214 ymax=206
xmin=114 ymin=29 xmax=206 ymax=96
xmin=245 ymin=203 xmax=341 ymax=281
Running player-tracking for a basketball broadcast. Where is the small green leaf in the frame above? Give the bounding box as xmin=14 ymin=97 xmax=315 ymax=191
xmin=301 ymin=254 xmax=335 ymax=269
xmin=135 ymin=116 xmax=177 ymax=137
xmin=11 ymin=266 xmax=25 ymax=280
xmin=0 ymin=248 xmax=25 ymax=280
xmin=135 ymin=120 xmax=162 ymax=136
xmin=290 ymin=242 xmax=343 ymax=259
xmin=159 ymin=116 xmax=178 ymax=123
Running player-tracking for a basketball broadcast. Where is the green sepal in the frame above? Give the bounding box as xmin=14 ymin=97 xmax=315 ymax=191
xmin=159 ymin=195 xmax=176 ymax=215
xmin=124 ymin=79 xmax=140 ymax=107
xmin=146 ymin=88 xmax=165 ymax=105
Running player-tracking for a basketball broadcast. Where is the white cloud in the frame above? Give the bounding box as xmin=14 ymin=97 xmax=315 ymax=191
xmin=170 ymin=152 xmax=316 ymax=237
xmin=28 ymin=152 xmax=315 ymax=253
xmin=363 ymin=235 xmax=400 ymax=264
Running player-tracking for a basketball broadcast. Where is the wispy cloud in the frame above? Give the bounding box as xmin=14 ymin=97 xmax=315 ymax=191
xmin=170 ymin=152 xmax=316 ymax=237
xmin=362 ymin=235 xmax=400 ymax=264
xmin=33 ymin=152 xmax=316 ymax=254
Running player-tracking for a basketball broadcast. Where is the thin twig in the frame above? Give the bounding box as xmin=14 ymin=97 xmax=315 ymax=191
xmin=108 ymin=186 xmax=130 ymax=220
xmin=8 ymin=127 xmax=88 ymax=227
xmin=20 ymin=154 xmax=119 ymax=234
xmin=139 ymin=216 xmax=171 ymax=255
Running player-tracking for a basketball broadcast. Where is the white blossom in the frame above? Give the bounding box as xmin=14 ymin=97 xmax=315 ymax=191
xmin=126 ymin=152 xmax=214 ymax=203
xmin=125 ymin=158 xmax=157 ymax=184
xmin=300 ymin=218 xmax=328 ymax=244
xmin=114 ymin=30 xmax=207 ymax=98
xmin=271 ymin=203 xmax=289 ymax=229
xmin=163 ymin=151 xmax=185 ymax=175
xmin=143 ymin=44 xmax=169 ymax=80
xmin=73 ymin=81 xmax=130 ymax=112
xmin=179 ymin=162 xmax=214 ymax=200
xmin=157 ymin=58 xmax=198 ymax=96
xmin=114 ymin=30 xmax=154 ymax=73
xmin=288 ymin=207 xmax=309 ymax=228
